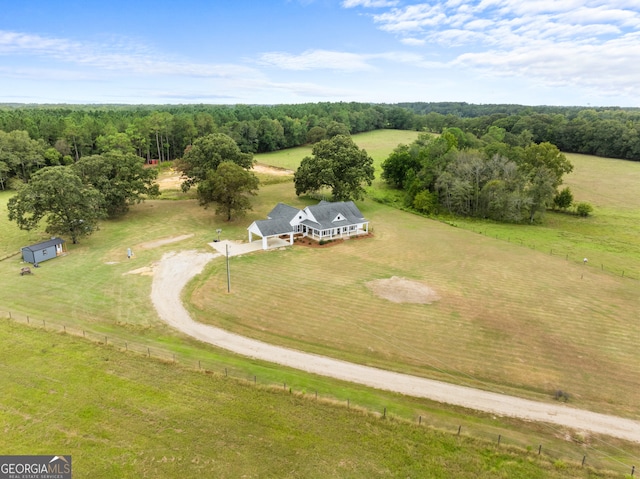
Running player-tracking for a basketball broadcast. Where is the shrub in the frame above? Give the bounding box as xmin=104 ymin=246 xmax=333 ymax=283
xmin=575 ymin=202 xmax=593 ymax=217
xmin=553 ymin=187 xmax=573 ymax=210
xmin=413 ymin=190 xmax=438 ymax=214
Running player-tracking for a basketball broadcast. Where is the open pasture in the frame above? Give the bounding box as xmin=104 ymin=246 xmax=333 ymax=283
xmin=187 ymin=194 xmax=640 ymax=418
xmin=256 ymin=129 xmax=421 ymax=173
xmin=452 ymin=152 xmax=640 ymax=279
xmin=1 ymin=139 xmax=639 ymax=420
xmin=3 ymin=320 xmax=621 ymax=479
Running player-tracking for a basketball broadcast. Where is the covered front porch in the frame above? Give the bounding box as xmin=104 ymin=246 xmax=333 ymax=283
xmin=301 ymin=222 xmax=369 ymax=241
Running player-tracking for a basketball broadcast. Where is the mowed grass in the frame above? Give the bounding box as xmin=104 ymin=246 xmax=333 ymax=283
xmin=187 ymin=192 xmax=640 ymax=417
xmin=1 ymin=135 xmax=640 ymax=473
xmin=453 ymin=153 xmax=640 ymax=280
xmin=1 ymin=321 xmax=614 ymax=479
xmin=256 ymin=129 xmax=421 ymax=174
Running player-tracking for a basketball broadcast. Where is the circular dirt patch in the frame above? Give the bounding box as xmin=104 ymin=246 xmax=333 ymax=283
xmin=366 ymin=276 xmax=440 ymax=304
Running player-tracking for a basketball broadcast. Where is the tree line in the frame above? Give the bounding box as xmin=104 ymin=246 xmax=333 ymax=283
xmin=398 ymin=102 xmax=640 ymax=161
xmin=1 ymin=101 xmax=638 ymax=191
xmin=0 ymin=103 xmax=399 ymax=190
xmin=381 ymin=128 xmax=586 ymax=223
xmin=0 ymin=103 xmax=393 ymax=164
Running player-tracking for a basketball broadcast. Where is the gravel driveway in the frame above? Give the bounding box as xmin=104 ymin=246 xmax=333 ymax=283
xmin=150 ymin=249 xmax=640 ymax=443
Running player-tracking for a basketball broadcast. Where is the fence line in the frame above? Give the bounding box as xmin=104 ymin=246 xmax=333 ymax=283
xmin=471 ymin=228 xmax=639 ymax=281
xmin=1 ymin=309 xmax=638 ymax=476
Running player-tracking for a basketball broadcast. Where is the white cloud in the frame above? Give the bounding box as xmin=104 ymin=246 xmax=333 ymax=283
xmin=0 ymin=29 xmax=260 ymax=82
xmin=401 ymin=37 xmax=427 ymax=46
xmin=342 ymin=0 xmax=399 ymax=7
xmin=364 ymin=1 xmax=640 ymax=98
xmin=453 ymin=34 xmax=640 ymax=96
xmin=374 ymin=4 xmax=448 ymax=33
xmin=258 ymin=49 xmax=375 ymax=71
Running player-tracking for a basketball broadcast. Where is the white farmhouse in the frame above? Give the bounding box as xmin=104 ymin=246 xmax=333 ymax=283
xmin=247 ymin=200 xmax=370 ymax=250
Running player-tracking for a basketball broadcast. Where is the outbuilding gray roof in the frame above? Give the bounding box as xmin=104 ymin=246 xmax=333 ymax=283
xmin=22 ymin=237 xmax=65 ymax=252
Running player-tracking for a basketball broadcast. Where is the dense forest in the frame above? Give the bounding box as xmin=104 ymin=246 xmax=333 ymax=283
xmin=0 ymin=101 xmax=638 ymax=191
xmin=400 ymin=102 xmax=640 ymax=160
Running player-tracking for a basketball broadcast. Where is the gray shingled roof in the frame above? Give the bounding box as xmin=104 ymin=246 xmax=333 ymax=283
xmin=267 ymin=202 xmax=300 ymax=220
xmin=22 ymin=237 xmax=65 ymax=252
xmin=302 ymin=201 xmax=366 ymax=230
xmin=252 ymin=218 xmax=293 ymax=237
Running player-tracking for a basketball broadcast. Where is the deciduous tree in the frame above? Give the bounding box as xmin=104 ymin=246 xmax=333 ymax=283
xmin=178 ymin=133 xmax=253 ymax=192
xmin=197 ymin=161 xmax=259 ymax=221
xmin=73 ymin=152 xmax=159 ymax=216
xmin=294 ymin=135 xmax=374 ymax=201
xmin=7 ymin=166 xmax=104 ymax=243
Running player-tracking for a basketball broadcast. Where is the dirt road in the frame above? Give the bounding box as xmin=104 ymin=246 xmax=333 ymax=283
xmin=150 ymin=250 xmax=640 ymax=443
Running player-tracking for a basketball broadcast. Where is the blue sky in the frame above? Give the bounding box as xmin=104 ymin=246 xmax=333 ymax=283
xmin=1 ymin=0 xmax=639 ymax=106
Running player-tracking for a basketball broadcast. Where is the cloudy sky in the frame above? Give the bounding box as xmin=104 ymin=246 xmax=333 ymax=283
xmin=1 ymin=0 xmax=639 ymax=106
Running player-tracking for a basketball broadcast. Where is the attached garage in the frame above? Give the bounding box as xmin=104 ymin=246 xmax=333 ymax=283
xmin=21 ymin=237 xmax=66 ymax=264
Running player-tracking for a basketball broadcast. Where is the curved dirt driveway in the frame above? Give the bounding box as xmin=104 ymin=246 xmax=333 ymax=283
xmin=151 ymin=250 xmax=640 ymax=444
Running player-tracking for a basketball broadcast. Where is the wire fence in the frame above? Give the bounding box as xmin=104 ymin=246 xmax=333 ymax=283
xmin=1 ymin=309 xmax=639 ymax=477
xmin=467 ymin=227 xmax=639 ymax=281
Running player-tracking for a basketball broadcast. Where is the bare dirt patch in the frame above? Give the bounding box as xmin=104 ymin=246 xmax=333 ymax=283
xmin=123 ymin=265 xmax=156 ymax=276
xmin=156 ymin=164 xmax=291 ymax=191
xmin=253 ymin=163 xmax=294 ymax=176
xmin=366 ymin=276 xmax=441 ymax=304
xmin=156 ymin=168 xmax=185 ymax=190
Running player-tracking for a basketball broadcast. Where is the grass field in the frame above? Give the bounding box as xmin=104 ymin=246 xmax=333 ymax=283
xmin=256 ymin=129 xmax=421 ymax=174
xmin=187 ymin=185 xmax=640 ymax=417
xmin=1 ymin=129 xmax=640 ymax=475
xmin=1 ymin=321 xmax=618 ymax=479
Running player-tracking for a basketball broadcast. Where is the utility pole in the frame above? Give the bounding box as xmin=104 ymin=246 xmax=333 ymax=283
xmin=226 ymin=243 xmax=231 ymax=293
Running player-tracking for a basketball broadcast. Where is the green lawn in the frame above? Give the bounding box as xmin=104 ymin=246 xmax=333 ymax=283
xmin=0 ymin=320 xmax=623 ymax=478
xmin=1 ymin=133 xmax=640 ymax=476
xmin=187 ymin=191 xmax=640 ymax=418
xmin=255 ymin=129 xmax=422 ymax=173
xmin=452 ymin=152 xmax=640 ymax=280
